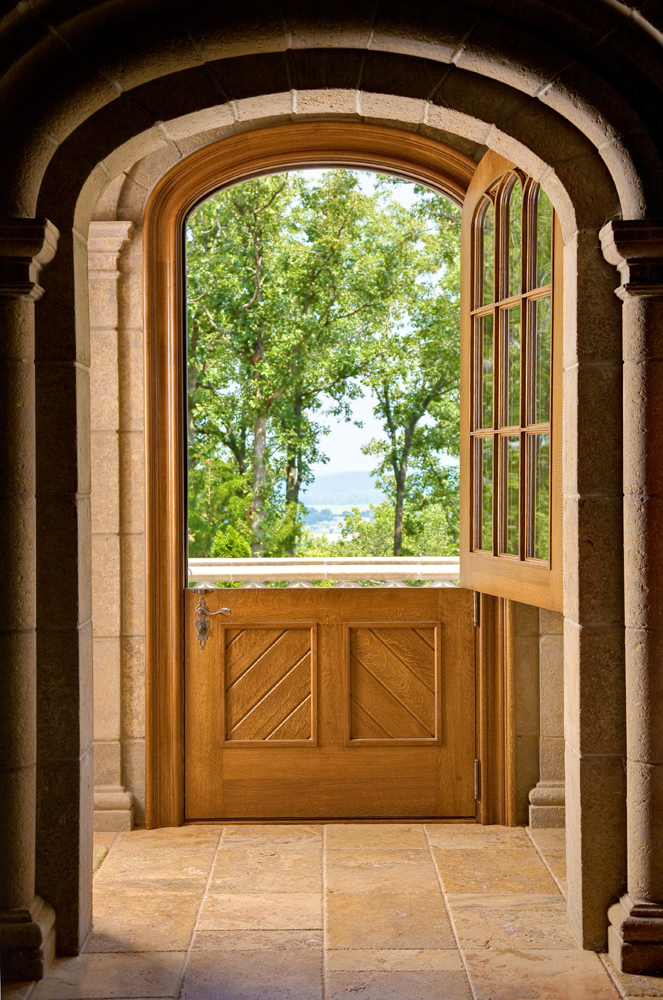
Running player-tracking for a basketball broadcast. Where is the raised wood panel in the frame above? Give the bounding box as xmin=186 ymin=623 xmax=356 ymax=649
xmin=347 ymin=625 xmax=439 ymax=742
xmin=225 ymin=627 xmax=314 ymax=742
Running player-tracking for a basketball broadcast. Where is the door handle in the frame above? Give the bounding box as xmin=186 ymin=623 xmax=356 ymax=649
xmin=193 ymin=592 xmax=231 ymax=649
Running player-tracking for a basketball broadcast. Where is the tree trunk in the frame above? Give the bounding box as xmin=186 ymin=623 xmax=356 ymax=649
xmin=393 ymin=469 xmax=406 ymax=557
xmin=250 ymin=411 xmax=267 ymax=557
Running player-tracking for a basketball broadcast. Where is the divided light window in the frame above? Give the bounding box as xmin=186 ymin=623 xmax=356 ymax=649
xmin=472 ymin=173 xmax=552 ymax=562
xmin=460 ymin=151 xmax=561 ymax=611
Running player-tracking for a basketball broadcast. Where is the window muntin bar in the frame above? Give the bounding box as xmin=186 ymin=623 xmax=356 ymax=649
xmin=470 ymin=175 xmax=554 ymax=564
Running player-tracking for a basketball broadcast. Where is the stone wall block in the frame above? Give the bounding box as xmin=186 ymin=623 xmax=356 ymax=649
xmin=624 ymin=495 xmax=663 ymax=630
xmin=565 ymin=744 xmax=627 ymax=950
xmin=552 ymin=153 xmax=621 ymax=235
xmin=627 ymin=761 xmax=663 ymax=901
xmin=35 ymin=361 xmax=91 ymax=496
xmin=563 ymin=496 xmax=624 ymax=626
xmin=36 ymin=495 xmax=91 ymax=627
xmin=121 ymin=636 xmax=145 ymax=740
xmin=540 ymin=634 xmax=564 ymax=737
xmin=0 ymin=766 xmax=36 ymax=909
xmin=88 ymin=279 xmax=120 ymax=329
xmin=118 ymin=327 xmax=144 ymax=431
xmin=623 ymin=359 xmax=663 ymax=496
xmin=120 ymin=534 xmax=146 ymax=635
xmin=540 ymin=608 xmax=564 ymax=635
xmin=93 ymin=740 xmax=121 ymax=786
xmin=0 ymin=355 xmax=35 ymax=496
xmin=625 ymin=627 xmax=663 ymax=763
xmin=293 ymin=89 xmax=360 ymax=118
xmin=540 ymin=736 xmax=565 ymax=781
xmin=566 ymin=231 xmax=622 ymax=367
xmin=515 ymin=733 xmax=540 ymax=826
xmin=93 ymin=636 xmax=121 ymax=742
xmin=514 ymin=634 xmax=540 ymax=735
xmin=512 ymin=601 xmax=539 ymax=634
xmin=0 ymin=495 xmax=36 ymax=632
xmin=118 ymin=244 xmax=143 ymax=332
xmin=122 ymin=738 xmax=146 ymax=826
xmin=125 ymin=140 xmax=182 ymax=191
xmin=234 ymin=92 xmax=292 ymax=127
xmin=91 ymin=534 xmax=121 ymax=637
xmin=564 ymin=621 xmax=625 ymax=756
xmin=36 ymin=746 xmax=93 ymax=955
xmin=91 ymin=430 xmax=119 ymax=534
xmin=576 ymin=363 xmax=623 ymax=496
xmin=0 ymin=631 xmax=36 ymax=769
xmin=37 ymin=620 xmax=93 ymax=758
xmin=89 ymin=330 xmax=119 ymax=430
xmin=622 ymin=293 xmax=663 ymax=362
xmin=119 ymin=432 xmax=145 ymax=535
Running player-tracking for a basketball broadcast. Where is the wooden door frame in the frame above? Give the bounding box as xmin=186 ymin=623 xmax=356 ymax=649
xmin=142 ymin=120 xmax=508 ymax=828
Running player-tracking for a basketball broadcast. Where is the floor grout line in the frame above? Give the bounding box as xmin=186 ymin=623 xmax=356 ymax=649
xmin=175 ymin=824 xmax=225 ymax=1000
xmin=322 ymin=824 xmax=328 ymax=1000
xmin=423 ymin=824 xmax=479 ymax=1000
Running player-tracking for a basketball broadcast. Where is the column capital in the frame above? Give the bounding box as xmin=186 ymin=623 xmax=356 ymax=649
xmin=88 ymin=220 xmax=134 ymax=273
xmin=0 ymin=219 xmax=59 ymax=301
xmin=600 ymin=219 xmax=663 ymax=298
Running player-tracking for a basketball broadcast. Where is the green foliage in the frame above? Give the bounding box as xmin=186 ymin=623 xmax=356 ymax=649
xmin=211 ymin=525 xmax=252 ymax=558
xmin=186 ymin=170 xmax=462 ymax=558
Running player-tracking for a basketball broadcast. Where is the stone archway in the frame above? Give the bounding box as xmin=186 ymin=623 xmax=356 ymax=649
xmin=2 ymin=2 xmax=662 ymax=979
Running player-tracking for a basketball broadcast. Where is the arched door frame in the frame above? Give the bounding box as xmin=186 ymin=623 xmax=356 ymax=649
xmin=142 ymin=121 xmax=480 ymax=829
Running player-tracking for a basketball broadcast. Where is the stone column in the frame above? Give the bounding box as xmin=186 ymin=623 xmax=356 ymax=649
xmin=601 ymin=220 xmax=663 ymax=974
xmin=530 ymin=609 xmax=565 ymax=827
xmin=88 ymin=221 xmax=135 ymax=831
xmin=0 ymin=219 xmax=58 ymax=981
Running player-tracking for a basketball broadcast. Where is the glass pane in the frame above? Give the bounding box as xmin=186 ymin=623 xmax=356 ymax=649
xmin=481 ymin=200 xmax=495 ymax=306
xmin=504 ymin=435 xmax=520 ymax=556
xmin=536 ymin=188 xmax=553 ymax=287
xmin=505 ymin=305 xmax=521 ymax=427
xmin=508 ymin=178 xmax=522 ymax=298
xmin=534 ymin=296 xmax=551 ymax=424
xmin=480 ymin=438 xmax=493 ymax=551
xmin=480 ymin=313 xmax=494 ymax=428
xmin=531 ymin=433 xmax=550 ymax=560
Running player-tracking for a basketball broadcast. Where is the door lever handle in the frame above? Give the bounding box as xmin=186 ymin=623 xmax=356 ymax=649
xmin=193 ymin=592 xmax=231 ymax=650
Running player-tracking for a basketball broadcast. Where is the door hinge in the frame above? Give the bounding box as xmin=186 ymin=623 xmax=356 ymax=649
xmin=473 ymin=591 xmax=481 ymax=628
xmin=474 ymin=759 xmax=481 ymax=801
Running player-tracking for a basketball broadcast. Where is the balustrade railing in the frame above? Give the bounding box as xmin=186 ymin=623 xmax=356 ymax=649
xmin=188 ymin=556 xmax=460 ymax=588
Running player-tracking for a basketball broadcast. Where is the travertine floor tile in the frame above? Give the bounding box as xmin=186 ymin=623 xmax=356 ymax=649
xmin=327 ymin=969 xmax=473 ymax=998
xmin=432 ymin=846 xmax=558 ymax=893
xmin=426 ymin=824 xmax=532 ymax=849
xmin=192 ymin=929 xmax=322 ymax=950
xmin=222 ymin=824 xmax=322 ymax=844
xmin=93 ymin=832 xmax=118 ymax=850
xmin=325 ymin=849 xmax=438 ymax=893
xmin=92 ymin=844 xmax=108 ymax=875
xmin=96 ymin=829 xmax=218 ymax=886
xmin=464 ymin=949 xmax=620 ymax=999
xmin=210 ymin=845 xmax=321 ymax=891
xmin=29 ymin=952 xmax=186 ymax=999
xmin=528 ymin=827 xmax=566 ymax=853
xmin=325 ymin=823 xmax=428 ymax=850
xmin=326 ymin=892 xmax=456 ymax=949
xmin=326 ymin=949 xmax=464 ymax=971
xmin=600 ymin=953 xmax=663 ymax=997
xmin=86 ymin=890 xmax=201 ymax=952
xmin=447 ymin=893 xmax=577 ymax=949
xmin=180 ymin=948 xmax=323 ymax=999
xmin=197 ymin=892 xmax=322 ymax=930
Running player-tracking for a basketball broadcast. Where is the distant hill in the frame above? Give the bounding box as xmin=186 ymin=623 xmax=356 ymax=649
xmin=302 ymin=470 xmax=385 ymax=505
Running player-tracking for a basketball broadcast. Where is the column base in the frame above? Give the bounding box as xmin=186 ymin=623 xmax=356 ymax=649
xmin=93 ymin=784 xmax=135 ymax=832
xmin=0 ymin=896 xmax=56 ymax=982
xmin=608 ymin=894 xmax=663 ymax=974
xmin=529 ymin=780 xmax=565 ymax=828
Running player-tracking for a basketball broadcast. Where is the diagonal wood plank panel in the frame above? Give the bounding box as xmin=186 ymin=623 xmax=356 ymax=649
xmin=350 ymin=626 xmax=437 ymax=740
xmin=225 ymin=628 xmax=313 ymax=741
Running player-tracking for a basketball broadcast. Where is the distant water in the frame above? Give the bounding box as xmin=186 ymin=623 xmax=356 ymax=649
xmin=302 ymin=471 xmax=385 ymax=506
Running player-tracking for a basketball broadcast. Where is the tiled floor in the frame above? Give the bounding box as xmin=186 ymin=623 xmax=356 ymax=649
xmin=4 ymin=823 xmax=663 ymax=999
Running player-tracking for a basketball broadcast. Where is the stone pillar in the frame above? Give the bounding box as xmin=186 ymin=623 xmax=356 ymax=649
xmin=601 ymin=220 xmax=663 ymax=974
xmin=0 ymin=220 xmax=58 ymax=981
xmin=511 ymin=602 xmax=540 ymax=826
xmin=88 ymin=221 xmax=135 ymax=831
xmin=530 ymin=609 xmax=565 ymax=827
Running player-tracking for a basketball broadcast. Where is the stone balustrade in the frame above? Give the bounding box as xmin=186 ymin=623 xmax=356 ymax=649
xmin=188 ymin=556 xmax=460 ymax=587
